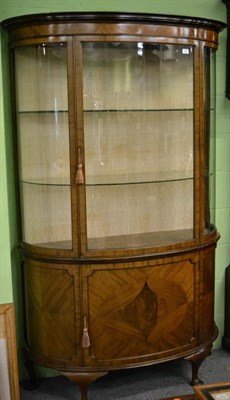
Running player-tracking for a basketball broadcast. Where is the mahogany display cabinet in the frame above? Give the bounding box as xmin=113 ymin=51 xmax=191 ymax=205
xmin=2 ymin=12 xmax=225 ymax=400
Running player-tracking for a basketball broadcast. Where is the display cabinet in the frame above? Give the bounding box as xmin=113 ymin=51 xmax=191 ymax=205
xmin=2 ymin=12 xmax=225 ymax=400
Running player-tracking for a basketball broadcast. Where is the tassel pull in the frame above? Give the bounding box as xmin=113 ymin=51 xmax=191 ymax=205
xmin=81 ymin=315 xmax=90 ymax=348
xmin=76 ymin=147 xmax=84 ymax=184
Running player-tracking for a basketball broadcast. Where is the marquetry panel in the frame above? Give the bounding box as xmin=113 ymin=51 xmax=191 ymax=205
xmin=199 ymin=247 xmax=216 ymax=342
xmin=24 ymin=260 xmax=78 ymax=362
xmin=83 ymin=258 xmax=197 ymax=365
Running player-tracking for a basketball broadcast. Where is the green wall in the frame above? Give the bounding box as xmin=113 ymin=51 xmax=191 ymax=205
xmin=0 ymin=0 xmax=229 ymax=380
xmin=0 ymin=0 xmax=227 ymax=19
xmin=0 ymin=30 xmax=13 ymax=304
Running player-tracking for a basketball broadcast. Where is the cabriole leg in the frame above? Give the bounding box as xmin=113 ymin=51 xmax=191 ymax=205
xmin=185 ymin=344 xmax=212 ymax=386
xmin=60 ymin=371 xmax=108 ymax=400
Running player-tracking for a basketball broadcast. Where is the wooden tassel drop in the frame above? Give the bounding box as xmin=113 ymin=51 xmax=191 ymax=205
xmin=76 ymin=147 xmax=84 ymax=184
xmin=81 ymin=315 xmax=90 ymax=348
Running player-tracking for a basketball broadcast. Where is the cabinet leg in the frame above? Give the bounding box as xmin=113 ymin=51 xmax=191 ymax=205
xmin=60 ymin=371 xmax=108 ymax=400
xmin=20 ymin=348 xmax=37 ymax=390
xmin=185 ymin=344 xmax=212 ymax=386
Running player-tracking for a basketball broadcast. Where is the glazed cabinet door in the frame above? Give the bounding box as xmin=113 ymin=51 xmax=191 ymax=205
xmin=13 ymin=41 xmax=75 ymax=252
xmin=203 ymin=47 xmax=218 ymax=240
xmin=80 ymin=41 xmax=196 ymax=256
xmin=81 ymin=255 xmax=199 ymax=368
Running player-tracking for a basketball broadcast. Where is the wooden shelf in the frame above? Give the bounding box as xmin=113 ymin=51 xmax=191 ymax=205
xmin=34 ymin=228 xmax=193 ymax=250
xmin=88 ymin=228 xmax=193 ymax=249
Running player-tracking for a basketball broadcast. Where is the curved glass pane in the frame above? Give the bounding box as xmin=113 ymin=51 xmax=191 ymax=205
xmin=82 ymin=42 xmax=194 ymax=250
xmin=14 ymin=44 xmax=72 ymax=249
xmin=204 ymin=48 xmax=216 ymax=235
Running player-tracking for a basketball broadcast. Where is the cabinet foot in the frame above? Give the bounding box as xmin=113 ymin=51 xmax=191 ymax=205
xmin=185 ymin=344 xmax=212 ymax=386
xmin=20 ymin=348 xmax=37 ymax=390
xmin=60 ymin=371 xmax=108 ymax=400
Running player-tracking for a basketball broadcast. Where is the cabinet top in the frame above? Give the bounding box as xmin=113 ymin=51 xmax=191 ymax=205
xmin=1 ymin=12 xmax=226 ymax=32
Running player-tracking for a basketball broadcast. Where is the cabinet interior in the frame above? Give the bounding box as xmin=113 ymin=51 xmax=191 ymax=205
xmin=15 ymin=42 xmax=195 ymax=249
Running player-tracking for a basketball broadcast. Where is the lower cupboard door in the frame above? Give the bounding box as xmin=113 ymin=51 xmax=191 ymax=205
xmin=23 ymin=259 xmax=81 ymax=365
xmin=82 ymin=258 xmax=198 ymax=367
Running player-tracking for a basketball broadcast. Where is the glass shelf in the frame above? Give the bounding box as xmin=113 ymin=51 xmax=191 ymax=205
xmin=17 ymin=108 xmax=195 ymax=113
xmin=84 ymin=108 xmax=194 ymax=112
xmin=21 ymin=178 xmax=70 ymax=186
xmin=86 ymin=171 xmax=193 ymax=186
xmin=20 ymin=171 xmax=193 ymax=187
xmin=17 ymin=110 xmax=68 ymax=114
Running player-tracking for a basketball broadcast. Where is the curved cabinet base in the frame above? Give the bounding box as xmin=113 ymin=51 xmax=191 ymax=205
xmin=22 ymin=330 xmax=218 ymax=400
xmin=21 ymin=244 xmax=218 ymax=399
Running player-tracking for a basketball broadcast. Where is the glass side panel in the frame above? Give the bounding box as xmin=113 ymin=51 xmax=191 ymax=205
xmin=82 ymin=42 xmax=194 ymax=250
xmin=204 ymin=48 xmax=216 ymax=235
xmin=14 ymin=44 xmax=72 ymax=249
